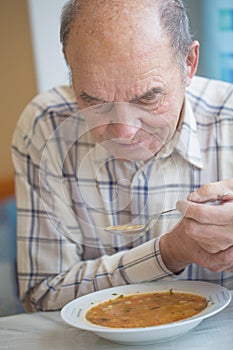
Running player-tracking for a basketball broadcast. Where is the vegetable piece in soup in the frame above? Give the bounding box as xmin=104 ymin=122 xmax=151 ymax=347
xmin=86 ymin=291 xmax=208 ymax=328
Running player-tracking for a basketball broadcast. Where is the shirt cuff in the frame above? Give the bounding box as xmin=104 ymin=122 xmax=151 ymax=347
xmin=119 ymin=238 xmax=178 ymax=284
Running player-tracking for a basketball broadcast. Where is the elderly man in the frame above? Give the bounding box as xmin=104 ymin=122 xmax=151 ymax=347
xmin=12 ymin=0 xmax=233 ymax=312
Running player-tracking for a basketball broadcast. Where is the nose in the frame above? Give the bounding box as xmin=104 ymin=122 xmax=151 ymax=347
xmin=110 ymin=122 xmax=139 ymax=139
xmin=109 ymin=103 xmax=141 ymax=139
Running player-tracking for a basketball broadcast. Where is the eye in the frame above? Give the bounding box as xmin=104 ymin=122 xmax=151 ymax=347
xmin=92 ymin=102 xmax=114 ymax=114
xmin=133 ymin=92 xmax=161 ymax=104
xmin=133 ymin=98 xmax=161 ymax=110
xmin=140 ymin=98 xmax=159 ymax=105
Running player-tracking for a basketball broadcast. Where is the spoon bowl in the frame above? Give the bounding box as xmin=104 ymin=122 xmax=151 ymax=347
xmin=105 ymin=208 xmax=177 ymax=236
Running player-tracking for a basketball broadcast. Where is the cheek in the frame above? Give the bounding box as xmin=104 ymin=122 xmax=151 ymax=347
xmin=146 ymin=94 xmax=183 ymax=129
xmin=141 ymin=107 xmax=179 ymax=131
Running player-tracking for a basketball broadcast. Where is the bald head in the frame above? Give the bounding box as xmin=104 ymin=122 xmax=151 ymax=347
xmin=60 ymin=0 xmax=192 ymax=68
xmin=67 ymin=1 xmax=166 ymax=69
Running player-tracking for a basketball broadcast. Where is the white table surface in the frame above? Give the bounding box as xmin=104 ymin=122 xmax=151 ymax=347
xmin=0 ymin=291 xmax=233 ymax=350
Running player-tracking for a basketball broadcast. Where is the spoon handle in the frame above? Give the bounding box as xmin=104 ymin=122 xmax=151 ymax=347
xmin=146 ymin=194 xmax=228 ymax=230
xmin=146 ymin=208 xmax=177 ymax=230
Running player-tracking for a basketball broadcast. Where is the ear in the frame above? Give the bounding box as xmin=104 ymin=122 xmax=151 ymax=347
xmin=185 ymin=40 xmax=200 ymax=86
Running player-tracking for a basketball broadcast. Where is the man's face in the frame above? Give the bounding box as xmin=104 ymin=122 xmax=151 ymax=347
xmin=66 ymin=2 xmax=191 ymax=161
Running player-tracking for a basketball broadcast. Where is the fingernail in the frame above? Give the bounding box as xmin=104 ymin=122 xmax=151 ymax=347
xmin=220 ymin=192 xmax=229 ymax=200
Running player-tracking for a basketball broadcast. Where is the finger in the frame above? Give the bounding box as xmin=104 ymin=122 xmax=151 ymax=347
xmin=194 ymin=231 xmax=233 ymax=254
xmin=176 ymin=200 xmax=233 ymax=225
xmin=182 ymin=215 xmax=233 ymax=253
xmin=188 ymin=181 xmax=233 ymax=203
xmin=195 ymin=245 xmax=233 ymax=272
xmin=208 ymin=246 xmax=233 ymax=272
xmin=190 ymin=224 xmax=233 ymax=251
xmin=197 ymin=242 xmax=219 ymax=254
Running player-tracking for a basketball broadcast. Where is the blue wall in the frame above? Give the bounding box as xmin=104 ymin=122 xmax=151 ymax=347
xmin=185 ymin=0 xmax=233 ymax=83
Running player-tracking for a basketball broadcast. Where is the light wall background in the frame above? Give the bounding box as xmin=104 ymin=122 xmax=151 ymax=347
xmin=27 ymin=0 xmax=69 ymax=93
xmin=0 ymin=0 xmax=37 ymax=195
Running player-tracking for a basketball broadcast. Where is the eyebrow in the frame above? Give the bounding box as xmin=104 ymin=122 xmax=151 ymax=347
xmin=133 ymin=87 xmax=165 ymax=101
xmin=79 ymin=92 xmax=107 ymax=104
xmin=79 ymin=87 xmax=165 ymax=104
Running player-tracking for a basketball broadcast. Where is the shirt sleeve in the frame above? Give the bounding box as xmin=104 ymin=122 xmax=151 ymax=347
xmin=12 ymin=102 xmax=176 ymax=312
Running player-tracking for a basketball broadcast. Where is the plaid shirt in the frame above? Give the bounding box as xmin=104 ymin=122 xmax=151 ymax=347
xmin=12 ymin=76 xmax=233 ymax=311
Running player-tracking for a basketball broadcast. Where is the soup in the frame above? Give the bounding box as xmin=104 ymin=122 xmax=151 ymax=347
xmin=86 ymin=290 xmax=208 ymax=328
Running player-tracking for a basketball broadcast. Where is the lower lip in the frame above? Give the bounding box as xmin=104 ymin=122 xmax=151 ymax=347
xmin=111 ymin=139 xmax=145 ymax=149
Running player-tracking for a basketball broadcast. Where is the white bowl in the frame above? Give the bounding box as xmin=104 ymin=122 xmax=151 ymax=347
xmin=61 ymin=280 xmax=231 ymax=345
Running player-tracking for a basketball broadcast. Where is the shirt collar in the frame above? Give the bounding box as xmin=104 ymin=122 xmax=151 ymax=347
xmin=154 ymin=94 xmax=203 ymax=169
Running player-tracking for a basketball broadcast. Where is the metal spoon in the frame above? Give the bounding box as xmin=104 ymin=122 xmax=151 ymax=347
xmin=104 ymin=193 xmax=229 ymax=236
xmin=104 ymin=208 xmax=177 ymax=236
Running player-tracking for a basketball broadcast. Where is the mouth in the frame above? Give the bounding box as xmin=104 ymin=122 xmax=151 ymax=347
xmin=106 ymin=137 xmax=154 ymax=153
xmin=111 ymin=138 xmax=144 ymax=146
xmin=99 ymin=134 xmax=165 ymax=160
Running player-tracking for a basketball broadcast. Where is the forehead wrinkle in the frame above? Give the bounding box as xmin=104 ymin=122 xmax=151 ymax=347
xmin=79 ymin=75 xmax=168 ymax=103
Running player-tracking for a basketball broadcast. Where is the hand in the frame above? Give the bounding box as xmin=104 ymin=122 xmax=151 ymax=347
xmin=159 ymin=179 xmax=233 ymax=273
